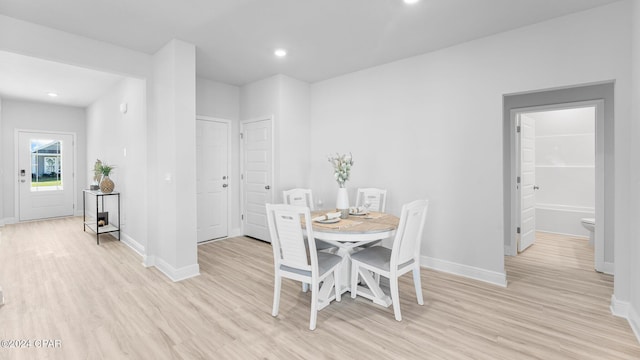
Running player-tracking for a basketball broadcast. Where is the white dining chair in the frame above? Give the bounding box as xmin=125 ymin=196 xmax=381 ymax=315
xmin=350 ymin=199 xmax=429 ymax=321
xmin=283 ymin=188 xmax=335 ymax=251
xmin=283 ymin=188 xmax=335 ymax=293
xmin=282 ymin=188 xmax=315 ymax=210
xmin=355 ymin=188 xmax=387 ymax=212
xmin=266 ymin=203 xmax=342 ymax=330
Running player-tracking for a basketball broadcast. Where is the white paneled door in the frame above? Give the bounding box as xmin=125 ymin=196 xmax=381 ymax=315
xmin=18 ymin=131 xmax=74 ymax=221
xmin=518 ymin=115 xmax=536 ymax=252
xmin=196 ymin=118 xmax=229 ymax=242
xmin=241 ymin=118 xmax=273 ymax=242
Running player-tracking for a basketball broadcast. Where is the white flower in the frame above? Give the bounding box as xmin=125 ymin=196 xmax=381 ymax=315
xmin=328 ymin=152 xmax=354 ymax=188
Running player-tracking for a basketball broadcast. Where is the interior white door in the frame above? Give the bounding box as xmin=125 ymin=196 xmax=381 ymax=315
xmin=518 ymin=114 xmax=536 ymax=252
xmin=196 ymin=119 xmax=229 ymax=242
xmin=241 ymin=118 xmax=273 ymax=242
xmin=18 ymin=131 xmax=74 ymax=221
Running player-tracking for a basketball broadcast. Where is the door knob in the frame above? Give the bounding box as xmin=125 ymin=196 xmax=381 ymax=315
xmin=222 ymin=184 xmax=228 ymax=188
xmin=533 ymin=185 xmax=540 ymax=190
xmin=265 ymin=185 xmax=271 ymax=190
xmin=222 ymin=176 xmax=227 ymax=180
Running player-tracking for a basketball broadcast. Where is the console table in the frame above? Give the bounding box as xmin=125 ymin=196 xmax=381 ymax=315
xmin=83 ymin=190 xmax=120 ymax=245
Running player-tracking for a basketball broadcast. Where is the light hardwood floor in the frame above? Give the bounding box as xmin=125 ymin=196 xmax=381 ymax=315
xmin=0 ymin=218 xmax=638 ymax=359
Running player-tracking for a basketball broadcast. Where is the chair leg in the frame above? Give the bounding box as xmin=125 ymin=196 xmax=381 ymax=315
xmin=334 ymin=266 xmax=341 ymax=302
xmin=310 ymin=280 xmax=319 ymax=330
xmin=413 ymin=265 xmax=424 ymax=305
xmin=302 ymin=283 xmax=309 ymax=292
xmin=351 ymin=262 xmax=359 ymax=299
xmin=272 ymin=273 xmax=281 ymax=317
xmin=390 ymin=276 xmax=402 ymax=321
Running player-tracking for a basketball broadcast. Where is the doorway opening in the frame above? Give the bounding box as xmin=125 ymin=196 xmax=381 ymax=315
xmin=503 ymin=82 xmax=615 ymax=281
xmin=511 ymin=105 xmax=601 ymax=270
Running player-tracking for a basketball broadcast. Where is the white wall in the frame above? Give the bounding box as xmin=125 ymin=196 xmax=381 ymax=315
xmin=627 ymin=0 xmax=640 ymax=343
xmin=309 ymin=2 xmax=631 ymax=286
xmin=240 ymin=74 xmax=311 ymax=204
xmin=530 ymin=108 xmax=595 ymax=237
xmin=196 ymin=77 xmax=241 ymax=234
xmin=0 ymin=97 xmax=3 ymax=224
xmin=0 ymin=99 xmax=86 ymax=222
xmin=86 ymin=77 xmax=148 ymax=253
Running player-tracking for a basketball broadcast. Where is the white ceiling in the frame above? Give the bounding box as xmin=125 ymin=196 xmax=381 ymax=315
xmin=0 ymin=51 xmax=124 ymax=107
xmin=0 ymin=0 xmax=621 ymax=106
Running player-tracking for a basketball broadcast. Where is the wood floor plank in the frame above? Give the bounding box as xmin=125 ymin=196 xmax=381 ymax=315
xmin=0 ymin=219 xmax=638 ymax=359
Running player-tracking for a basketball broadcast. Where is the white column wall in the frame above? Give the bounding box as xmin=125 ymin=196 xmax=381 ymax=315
xmin=0 ymin=97 xmax=3 ymax=225
xmin=148 ymin=40 xmax=198 ymax=280
xmin=627 ymin=0 xmax=640 ymax=342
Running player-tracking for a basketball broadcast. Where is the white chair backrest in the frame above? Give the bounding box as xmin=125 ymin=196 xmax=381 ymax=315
xmin=266 ymin=204 xmax=318 ymax=272
xmin=391 ymin=199 xmax=429 ymax=267
xmin=356 ymin=188 xmax=387 ymax=212
xmin=283 ymin=189 xmax=315 ymax=211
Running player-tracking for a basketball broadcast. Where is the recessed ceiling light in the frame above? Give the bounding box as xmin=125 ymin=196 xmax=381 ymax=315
xmin=404 ymin=0 xmax=420 ymax=4
xmin=274 ymin=49 xmax=287 ymax=58
xmin=47 ymin=92 xmax=58 ymax=97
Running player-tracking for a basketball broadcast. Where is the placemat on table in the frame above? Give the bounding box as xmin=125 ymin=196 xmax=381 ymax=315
xmin=363 ymin=211 xmax=385 ymax=219
xmin=312 ymin=218 xmax=363 ymax=230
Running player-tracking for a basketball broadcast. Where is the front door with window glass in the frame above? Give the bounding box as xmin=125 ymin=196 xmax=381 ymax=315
xmin=18 ymin=131 xmax=74 ymax=221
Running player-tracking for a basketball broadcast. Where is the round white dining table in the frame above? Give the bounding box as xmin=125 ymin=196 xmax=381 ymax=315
xmin=307 ymin=210 xmax=399 ymax=310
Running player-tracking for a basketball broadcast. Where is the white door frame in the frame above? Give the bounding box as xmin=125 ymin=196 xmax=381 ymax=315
xmin=195 ymin=115 xmax=232 ymax=242
xmin=239 ymin=116 xmax=275 ymax=237
xmin=14 ymin=129 xmax=77 ymax=221
xmin=508 ymin=100 xmax=605 ymax=272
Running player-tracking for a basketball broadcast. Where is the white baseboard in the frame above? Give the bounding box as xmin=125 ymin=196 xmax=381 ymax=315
xmin=610 ymin=294 xmax=629 ymax=317
xmin=229 ymin=228 xmax=242 ymax=237
xmin=601 ymin=261 xmax=614 ymax=275
xmin=154 ymin=257 xmax=200 ymax=282
xmin=629 ymin=305 xmax=640 ymax=345
xmin=143 ymin=255 xmax=156 ymax=268
xmin=74 ymin=210 xmax=83 ymax=217
xmin=421 ymin=255 xmax=507 ymax=287
xmin=504 ymin=245 xmax=516 ymax=256
xmin=610 ymin=295 xmax=640 ymax=345
xmin=121 ymin=232 xmax=145 ymax=257
xmin=1 ymin=217 xmax=17 ymax=226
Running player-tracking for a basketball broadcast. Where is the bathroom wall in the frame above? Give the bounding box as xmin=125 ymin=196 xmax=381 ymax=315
xmin=531 ymin=107 xmax=595 ymax=237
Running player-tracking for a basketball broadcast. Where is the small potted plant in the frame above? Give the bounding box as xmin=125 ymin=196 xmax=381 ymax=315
xmin=98 ymin=162 xmax=116 ymax=194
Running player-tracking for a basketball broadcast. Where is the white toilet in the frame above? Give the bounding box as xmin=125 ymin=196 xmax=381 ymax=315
xmin=580 ymin=218 xmax=595 ymax=246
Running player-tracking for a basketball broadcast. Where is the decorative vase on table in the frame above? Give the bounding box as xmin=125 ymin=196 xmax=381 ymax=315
xmin=99 ymin=175 xmax=115 ymax=194
xmin=336 ymin=187 xmax=349 ymax=219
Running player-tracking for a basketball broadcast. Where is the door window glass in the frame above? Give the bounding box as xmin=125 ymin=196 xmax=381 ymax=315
xmin=30 ymin=139 xmax=63 ymax=191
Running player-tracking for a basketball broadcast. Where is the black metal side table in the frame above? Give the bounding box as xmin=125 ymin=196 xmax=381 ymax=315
xmin=83 ymin=190 xmax=120 ymax=245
